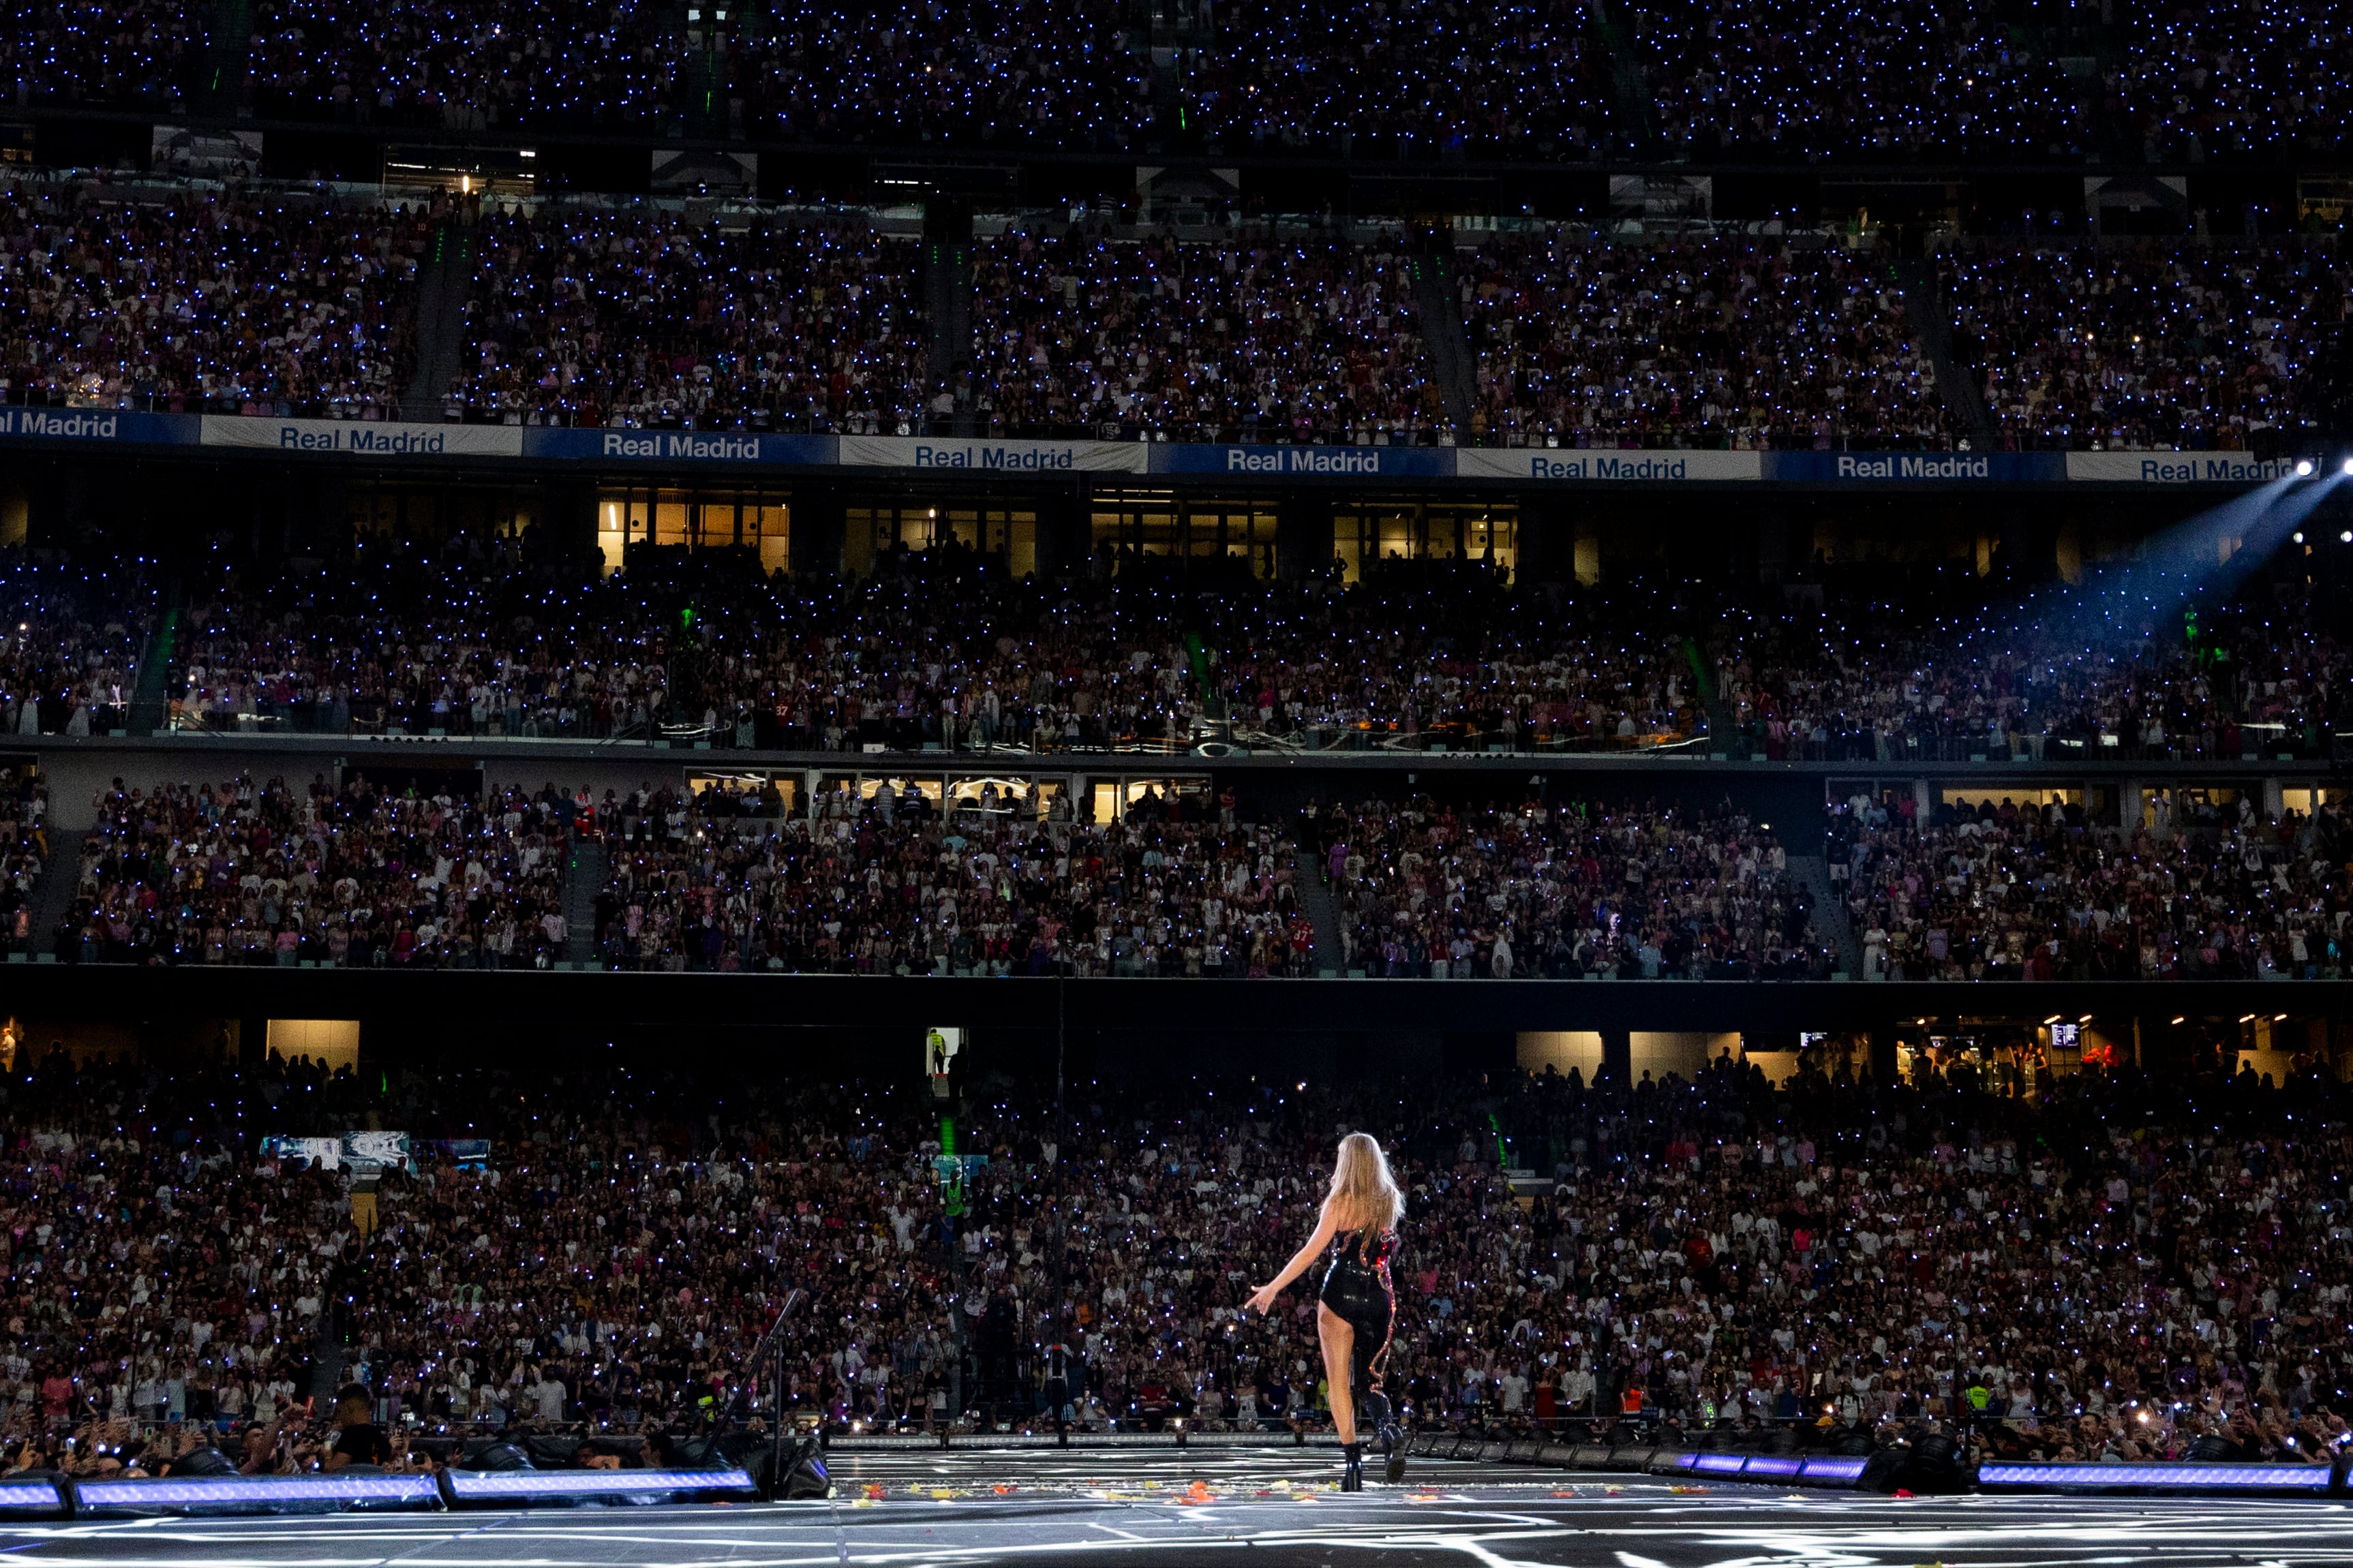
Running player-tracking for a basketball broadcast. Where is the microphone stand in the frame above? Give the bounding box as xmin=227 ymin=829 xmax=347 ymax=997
xmin=721 ymin=1280 xmax=801 ymax=1496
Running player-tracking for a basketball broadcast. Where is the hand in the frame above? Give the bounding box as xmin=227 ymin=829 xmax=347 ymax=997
xmin=1242 ymin=1282 xmax=1280 ymax=1316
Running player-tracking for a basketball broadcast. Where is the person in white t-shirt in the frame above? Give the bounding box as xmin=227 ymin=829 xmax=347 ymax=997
xmin=534 ymin=1369 xmax=567 ymax=1422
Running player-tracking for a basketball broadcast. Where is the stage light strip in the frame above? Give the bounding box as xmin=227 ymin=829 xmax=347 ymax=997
xmin=0 ymin=1479 xmax=60 ymax=1513
xmin=74 ymin=1475 xmax=442 ymax=1507
xmin=444 ymin=1467 xmax=757 ymax=1498
xmin=1977 ymin=1462 xmax=2331 ymax=1491
xmin=1691 ymin=1454 xmax=1748 ymax=1475
xmin=1742 ymin=1455 xmax=1802 ymax=1477
xmin=1797 ymin=1456 xmax=1868 ymax=1482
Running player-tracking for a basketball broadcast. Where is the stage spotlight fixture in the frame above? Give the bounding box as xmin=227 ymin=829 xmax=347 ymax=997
xmin=2343 ymin=458 xmax=2353 ymax=475
xmin=2298 ymin=459 xmax=2315 ymax=475
xmin=2342 ymin=531 xmax=2352 ymax=544
xmin=2295 ymin=533 xmax=2306 ymax=544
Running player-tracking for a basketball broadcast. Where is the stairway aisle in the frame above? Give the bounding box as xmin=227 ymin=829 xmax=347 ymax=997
xmin=1891 ymin=257 xmax=1995 ymax=448
xmin=192 ymin=0 xmax=256 ymax=114
xmin=400 ymin=222 xmax=479 ymax=422
xmin=25 ymin=828 xmax=87 ymax=961
xmin=1587 ymin=0 xmax=1661 ymax=156
xmin=1787 ymin=855 xmax=1859 ymax=980
xmin=1292 ymin=848 xmax=1346 ymax=977
xmin=1408 ymin=239 xmax=1478 ymax=440
xmin=564 ymin=838 xmax=608 ymax=968
xmin=127 ymin=597 xmax=182 ymax=738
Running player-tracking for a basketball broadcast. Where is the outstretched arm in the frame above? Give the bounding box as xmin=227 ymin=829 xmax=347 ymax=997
xmin=1243 ymin=1204 xmax=1339 ymax=1316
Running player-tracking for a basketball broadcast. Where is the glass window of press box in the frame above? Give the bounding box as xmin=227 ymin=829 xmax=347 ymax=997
xmin=597 ymin=489 xmax=790 ymax=575
xmin=1091 ymin=498 xmax=1278 ymax=577
xmin=801 ymin=774 xmax=1071 ymax=819
xmin=844 ymin=505 xmax=1037 ymax=577
xmin=1331 ymin=504 xmax=1515 ymax=583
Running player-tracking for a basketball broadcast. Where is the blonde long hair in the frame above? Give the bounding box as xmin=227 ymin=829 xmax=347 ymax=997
xmin=1322 ymin=1132 xmax=1404 ymax=1235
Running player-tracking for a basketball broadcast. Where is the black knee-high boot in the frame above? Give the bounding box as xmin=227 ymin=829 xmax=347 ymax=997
xmin=1339 ymin=1441 xmax=1364 ymax=1492
xmin=1358 ymin=1386 xmax=1404 ymax=1483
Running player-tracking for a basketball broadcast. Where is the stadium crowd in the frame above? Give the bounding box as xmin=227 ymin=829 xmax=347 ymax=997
xmin=245 ymin=0 xmax=685 ymax=128
xmin=63 ymin=773 xmax=576 ymax=969
xmin=0 ymin=172 xmax=2345 ymax=448
xmin=238 ymin=0 xmax=1154 ymax=143
xmin=1317 ymin=795 xmax=1824 ymax=980
xmin=725 ymin=0 xmax=1155 ymax=147
xmin=2115 ymin=0 xmax=2353 ymax=162
xmin=0 ymin=551 xmax=153 ymax=744
xmin=0 ymin=1046 xmax=2341 ymax=1475
xmin=157 ymin=540 xmax=1712 ymax=752
xmin=168 ymin=526 xmax=700 ymax=741
xmin=1461 ymin=234 xmax=1953 ymax=449
xmin=410 ymin=208 xmax=1456 ymax=442
xmin=1709 ymin=574 xmax=2353 ymax=764
xmin=596 ymin=780 xmax=1315 ymax=976
xmin=0 ymin=179 xmax=427 ymax=418
xmin=1941 ymin=242 xmax=2342 ymax=452
xmin=459 ymin=206 xmax=929 ymax=431
xmin=968 ymin=225 xmax=1444 ymax=444
xmin=9 ymin=0 xmax=2351 ymax=175
xmin=1183 ymin=0 xmax=1621 ymax=158
xmin=1633 ymin=0 xmax=2092 ymax=161
xmin=0 ymin=775 xmax=46 ymax=963
xmin=42 ymin=757 xmax=2353 ymax=989
xmin=1834 ymin=786 xmax=2353 ymax=982
xmin=148 ymin=533 xmax=2353 ymax=765
xmin=0 ymin=0 xmax=205 ymax=108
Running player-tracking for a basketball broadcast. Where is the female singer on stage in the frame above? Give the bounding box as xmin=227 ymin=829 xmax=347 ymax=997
xmin=1243 ymin=1131 xmax=1405 ymax=1490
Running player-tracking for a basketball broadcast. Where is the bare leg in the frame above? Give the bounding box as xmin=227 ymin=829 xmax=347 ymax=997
xmin=1317 ymin=1303 xmax=1357 ymax=1445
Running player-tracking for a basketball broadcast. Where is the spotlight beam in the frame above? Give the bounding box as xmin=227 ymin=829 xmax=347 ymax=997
xmin=1980 ymin=467 xmax=2325 ymax=662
